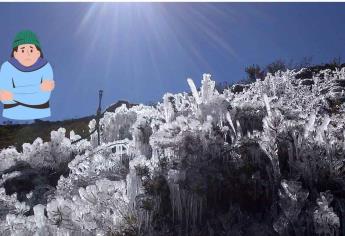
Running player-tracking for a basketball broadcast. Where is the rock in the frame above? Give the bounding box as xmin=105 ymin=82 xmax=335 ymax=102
xmin=3 ymin=168 xmax=45 ymax=201
xmin=295 ymin=64 xmax=345 ymax=80
xmin=1 ymin=162 xmax=69 ymax=211
xmin=1 ymin=161 xmax=31 ymax=177
xmin=105 ymin=100 xmax=138 ymax=113
xmin=231 ymin=84 xmax=249 ymax=93
xmin=299 ymin=79 xmax=314 ymax=86
xmin=295 ymin=68 xmax=313 ymax=80
xmin=331 ymin=87 xmax=345 ymax=93
xmin=331 ymin=79 xmax=345 ymax=87
xmin=320 ymin=88 xmax=330 ymax=94
xmin=327 ymin=92 xmax=345 ymax=104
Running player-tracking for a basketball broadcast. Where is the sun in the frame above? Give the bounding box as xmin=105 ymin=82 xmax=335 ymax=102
xmin=74 ymin=3 xmax=238 ymax=92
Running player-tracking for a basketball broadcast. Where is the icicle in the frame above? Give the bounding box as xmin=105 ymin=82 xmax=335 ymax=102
xmin=226 ymin=112 xmax=236 ymax=135
xmin=343 ymin=130 xmax=345 ymax=151
xmin=33 ymin=204 xmax=46 ymax=228
xmin=271 ymin=75 xmax=277 ymax=97
xmin=316 ymin=115 xmax=331 ymax=144
xmin=167 ymin=170 xmax=203 ymax=229
xmin=201 ymin=73 xmax=216 ymax=103
xmin=187 ymin=78 xmax=201 ymax=105
xmin=222 ymin=126 xmax=229 ymax=142
xmin=230 ymin=134 xmax=235 ymax=143
xmin=236 ymin=120 xmax=242 ymax=139
xmin=163 ymin=93 xmax=175 ymax=122
xmin=219 ymin=113 xmax=223 ymax=127
xmin=263 ymin=93 xmax=272 ymax=117
xmin=126 ymin=169 xmax=142 ymax=209
xmin=304 ymin=112 xmax=316 ymax=139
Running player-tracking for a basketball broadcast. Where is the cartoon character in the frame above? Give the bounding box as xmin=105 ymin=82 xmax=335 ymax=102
xmin=0 ymin=30 xmax=55 ymax=120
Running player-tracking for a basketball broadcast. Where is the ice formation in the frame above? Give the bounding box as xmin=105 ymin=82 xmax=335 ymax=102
xmin=0 ymin=69 xmax=344 ymax=235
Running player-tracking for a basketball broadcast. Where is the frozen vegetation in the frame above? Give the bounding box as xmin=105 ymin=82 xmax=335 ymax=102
xmin=0 ymin=67 xmax=345 ymax=235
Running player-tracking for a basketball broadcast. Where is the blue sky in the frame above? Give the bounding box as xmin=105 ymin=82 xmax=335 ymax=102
xmin=0 ymin=2 xmax=344 ymax=123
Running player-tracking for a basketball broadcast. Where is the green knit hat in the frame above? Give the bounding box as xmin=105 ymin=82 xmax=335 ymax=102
xmin=12 ymin=30 xmax=41 ymax=49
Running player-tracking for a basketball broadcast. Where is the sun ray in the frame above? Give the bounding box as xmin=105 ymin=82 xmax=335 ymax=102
xmin=72 ymin=3 xmax=242 ymax=98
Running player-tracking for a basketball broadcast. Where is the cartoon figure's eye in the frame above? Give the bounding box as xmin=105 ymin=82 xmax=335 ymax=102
xmin=21 ymin=50 xmax=24 ymax=53
xmin=30 ymin=50 xmax=33 ymax=53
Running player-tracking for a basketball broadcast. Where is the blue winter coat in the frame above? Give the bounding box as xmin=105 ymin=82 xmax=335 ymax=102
xmin=0 ymin=57 xmax=54 ymax=120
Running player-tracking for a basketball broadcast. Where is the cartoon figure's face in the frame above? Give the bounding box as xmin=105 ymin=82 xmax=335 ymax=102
xmin=13 ymin=44 xmax=41 ymax=67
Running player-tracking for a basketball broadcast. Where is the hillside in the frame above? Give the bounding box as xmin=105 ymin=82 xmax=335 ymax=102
xmin=0 ymin=67 xmax=344 ymax=235
xmin=0 ymin=100 xmax=138 ymax=151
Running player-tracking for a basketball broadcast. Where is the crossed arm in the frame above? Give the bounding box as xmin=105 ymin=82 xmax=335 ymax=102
xmin=0 ymin=63 xmax=55 ymax=105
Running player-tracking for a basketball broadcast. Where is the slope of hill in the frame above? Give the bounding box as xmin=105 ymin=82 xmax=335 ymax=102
xmin=0 ymin=100 xmax=137 ymax=151
xmin=0 ymin=68 xmax=344 ymax=235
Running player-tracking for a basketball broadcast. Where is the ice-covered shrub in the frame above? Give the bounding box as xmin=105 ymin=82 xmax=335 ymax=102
xmin=273 ymin=180 xmax=309 ymax=235
xmin=92 ymin=105 xmax=137 ymax=146
xmin=0 ymin=147 xmax=20 ymax=172
xmin=313 ymin=192 xmax=340 ymax=235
